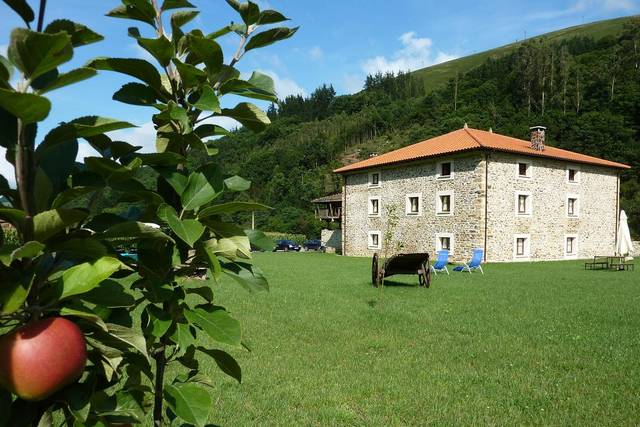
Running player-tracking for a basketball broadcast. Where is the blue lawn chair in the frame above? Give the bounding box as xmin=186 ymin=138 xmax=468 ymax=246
xmin=431 ymin=250 xmax=450 ymax=275
xmin=453 ymin=248 xmax=484 ymax=274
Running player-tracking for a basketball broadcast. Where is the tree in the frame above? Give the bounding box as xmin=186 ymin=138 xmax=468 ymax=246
xmin=0 ymin=0 xmax=297 ymax=425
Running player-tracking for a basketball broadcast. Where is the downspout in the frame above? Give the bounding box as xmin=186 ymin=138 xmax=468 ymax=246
xmin=342 ymin=175 xmax=347 ymax=256
xmin=615 ymin=171 xmax=620 ymax=251
xmin=483 ymin=152 xmax=489 ymax=262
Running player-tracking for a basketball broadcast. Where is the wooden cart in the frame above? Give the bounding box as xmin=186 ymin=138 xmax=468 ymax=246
xmin=371 ymin=252 xmax=431 ymax=288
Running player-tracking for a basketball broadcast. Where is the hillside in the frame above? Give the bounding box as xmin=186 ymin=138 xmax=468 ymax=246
xmin=217 ymin=16 xmax=640 ymax=238
xmin=413 ymin=15 xmax=637 ymax=92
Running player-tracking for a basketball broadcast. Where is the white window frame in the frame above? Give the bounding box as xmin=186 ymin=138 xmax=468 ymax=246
xmin=368 ymin=230 xmax=381 ymax=250
xmin=435 ymin=232 xmax=454 ymax=254
xmin=368 ymin=170 xmax=381 ymax=188
xmin=513 ymin=234 xmax=531 ymax=260
xmin=516 ymin=159 xmax=533 ymax=179
xmin=405 ymin=193 xmax=422 ymax=216
xmin=566 ymin=165 xmax=580 ymax=184
xmin=436 ymin=160 xmax=454 ymax=180
xmin=436 ymin=190 xmax=454 ymax=216
xmin=564 ymin=234 xmax=578 ymax=258
xmin=368 ymin=196 xmax=381 ymax=217
xmin=566 ymin=194 xmax=580 ymax=218
xmin=514 ymin=191 xmax=532 ymax=217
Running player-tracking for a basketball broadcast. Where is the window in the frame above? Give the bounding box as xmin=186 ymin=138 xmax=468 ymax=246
xmin=436 ymin=160 xmax=454 ymax=180
xmin=435 ymin=233 xmax=454 ymax=254
xmin=368 ymin=171 xmax=381 ymax=188
xmin=368 ymin=197 xmax=380 ymax=217
xmin=565 ymin=234 xmax=578 ymax=258
xmin=368 ymin=231 xmax=381 ymax=250
xmin=566 ymin=194 xmax=579 ymax=218
xmin=436 ymin=191 xmax=454 ymax=216
xmin=513 ymin=234 xmax=531 ymax=259
xmin=515 ymin=192 xmax=532 ymax=216
xmin=566 ymin=166 xmax=580 ymax=184
xmin=405 ymin=193 xmax=422 ymax=216
xmin=516 ymin=159 xmax=532 ymax=179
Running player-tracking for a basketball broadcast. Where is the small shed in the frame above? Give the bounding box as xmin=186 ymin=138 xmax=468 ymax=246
xmin=311 ymin=193 xmax=342 ymax=222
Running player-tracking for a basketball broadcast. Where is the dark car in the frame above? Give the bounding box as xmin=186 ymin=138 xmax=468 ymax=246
xmin=303 ymin=239 xmax=325 ymax=252
xmin=273 ymin=239 xmax=301 ymax=252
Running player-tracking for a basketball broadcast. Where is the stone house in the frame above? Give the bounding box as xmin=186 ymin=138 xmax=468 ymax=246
xmin=334 ymin=126 xmax=630 ymax=262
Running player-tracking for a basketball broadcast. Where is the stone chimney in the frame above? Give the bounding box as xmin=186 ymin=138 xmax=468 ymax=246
xmin=529 ymin=126 xmax=546 ymax=151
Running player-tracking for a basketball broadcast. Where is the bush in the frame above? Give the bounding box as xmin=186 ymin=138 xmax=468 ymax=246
xmin=265 ymin=232 xmax=307 ymax=245
xmin=1 ymin=226 xmax=20 ymax=249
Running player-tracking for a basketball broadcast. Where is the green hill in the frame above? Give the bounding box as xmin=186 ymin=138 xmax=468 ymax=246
xmin=413 ymin=15 xmax=638 ymax=92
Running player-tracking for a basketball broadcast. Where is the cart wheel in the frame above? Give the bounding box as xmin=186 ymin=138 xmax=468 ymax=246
xmin=372 ymin=253 xmax=380 ymax=287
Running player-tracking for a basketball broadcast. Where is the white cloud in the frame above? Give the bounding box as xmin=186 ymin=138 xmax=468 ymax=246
xmin=255 ymin=69 xmax=305 ymax=99
xmin=107 ymin=121 xmax=158 ymax=154
xmin=309 ymin=46 xmax=324 ymax=61
xmin=362 ymin=31 xmax=458 ymax=75
xmin=342 ymin=74 xmax=364 ymax=94
xmin=0 ymin=147 xmax=15 ymax=188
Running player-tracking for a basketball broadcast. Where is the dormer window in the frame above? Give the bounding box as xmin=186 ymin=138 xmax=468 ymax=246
xmin=436 ymin=161 xmax=454 ymax=180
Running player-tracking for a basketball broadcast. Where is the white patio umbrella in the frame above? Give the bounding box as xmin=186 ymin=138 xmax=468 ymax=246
xmin=616 ymin=210 xmax=634 ymax=260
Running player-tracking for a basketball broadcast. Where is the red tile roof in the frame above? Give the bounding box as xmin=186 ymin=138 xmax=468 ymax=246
xmin=334 ymin=127 xmax=630 ymax=173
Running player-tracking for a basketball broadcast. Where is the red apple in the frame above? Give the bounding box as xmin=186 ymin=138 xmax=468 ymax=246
xmin=0 ymin=317 xmax=87 ymax=401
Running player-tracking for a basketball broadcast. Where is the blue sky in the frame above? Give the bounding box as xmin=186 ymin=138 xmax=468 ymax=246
xmin=1 ymin=0 xmax=638 ymax=185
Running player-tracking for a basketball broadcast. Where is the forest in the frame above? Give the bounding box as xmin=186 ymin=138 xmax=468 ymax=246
xmin=217 ymin=19 xmax=640 ymax=238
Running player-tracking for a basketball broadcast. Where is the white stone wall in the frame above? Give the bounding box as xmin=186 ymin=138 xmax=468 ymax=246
xmin=485 ymin=152 xmax=618 ymax=261
xmin=342 ymin=154 xmax=484 ymax=262
xmin=342 ymin=151 xmax=620 ymax=262
xmin=321 ymin=229 xmax=342 ymax=252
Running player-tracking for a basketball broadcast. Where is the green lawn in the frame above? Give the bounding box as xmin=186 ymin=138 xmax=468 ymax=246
xmin=200 ymin=253 xmax=639 ymax=426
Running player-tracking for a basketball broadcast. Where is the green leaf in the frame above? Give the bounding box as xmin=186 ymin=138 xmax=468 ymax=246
xmin=245 ymin=229 xmax=274 ymax=251
xmin=0 ymin=55 xmax=13 ymax=83
xmin=184 ymin=306 xmax=241 ymax=346
xmin=222 ymin=261 xmax=269 ymax=292
xmin=88 ymin=57 xmax=164 ymax=92
xmin=238 ymin=1 xmax=260 ymax=26
xmin=85 ymin=156 xmax=141 ymax=183
xmin=187 ymin=35 xmax=223 ymax=74
xmin=0 ymin=208 xmax=25 ymax=231
xmin=181 ymin=163 xmax=223 ymax=211
xmin=60 ymin=257 xmax=125 ymax=299
xmin=33 ymin=208 xmax=87 ymax=241
xmin=193 ymin=86 xmax=220 ymax=112
xmin=41 ymin=116 xmax=136 ymax=146
xmin=170 ymin=322 xmax=196 ymax=352
xmin=44 ymin=19 xmax=104 ymax=47
xmin=0 ymin=89 xmax=51 ymax=123
xmin=147 ymin=304 xmax=172 ymax=339
xmin=245 ymin=26 xmax=299 ymax=52
xmin=106 ymin=2 xmax=156 ymax=27
xmin=197 ymin=348 xmax=241 ymax=383
xmin=51 ymin=187 xmax=99 ymax=208
xmin=224 ymin=175 xmax=251 ymax=192
xmin=221 ymin=102 xmax=270 ymax=132
xmin=198 ymin=202 xmax=269 ymax=219
xmin=53 ymin=238 xmax=108 ymax=260
xmin=0 ymin=270 xmax=34 ymax=314
xmin=164 ymin=383 xmax=211 ymax=427
xmin=258 ymin=10 xmax=289 ymax=25
xmin=157 ymin=204 xmax=205 ymax=247
xmin=113 ymin=82 xmax=158 ymax=106
xmin=171 ymin=10 xmax=199 ymax=31
xmin=105 ymin=323 xmax=149 ymax=361
xmin=172 ymin=58 xmax=207 ymax=88
xmin=2 ymin=0 xmax=34 ymax=25
xmin=220 ymin=72 xmax=278 ymax=102
xmin=8 ymin=28 xmax=72 ymax=81
xmin=163 ymin=0 xmax=196 ymax=10
xmin=37 ymin=67 xmax=97 ymax=94
xmin=138 ymin=36 xmax=174 ymax=67
xmin=194 ymin=123 xmax=229 ymax=138
xmin=206 ymin=235 xmax=251 ymax=260
xmin=10 ymin=241 xmax=45 ymax=263
xmin=101 ymin=221 xmax=174 ymax=242
xmin=82 ymin=278 xmax=137 ymax=308
xmin=36 ymin=410 xmax=52 ymax=427
xmin=60 ymin=306 xmax=108 ymax=332
xmin=135 ymin=152 xmax=185 ymax=166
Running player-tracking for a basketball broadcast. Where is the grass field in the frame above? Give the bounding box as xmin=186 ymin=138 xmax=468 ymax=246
xmin=196 ymin=253 xmax=640 ymax=426
xmin=412 ymin=15 xmax=638 ymax=93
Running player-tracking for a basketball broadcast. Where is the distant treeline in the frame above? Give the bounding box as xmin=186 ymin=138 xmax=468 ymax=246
xmin=217 ymin=19 xmax=640 ymax=237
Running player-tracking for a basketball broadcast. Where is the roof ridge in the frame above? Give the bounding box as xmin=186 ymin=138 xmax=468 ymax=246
xmin=463 ymin=127 xmax=484 ymax=148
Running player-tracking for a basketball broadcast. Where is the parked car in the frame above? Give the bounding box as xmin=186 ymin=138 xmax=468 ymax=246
xmin=273 ymin=239 xmax=301 ymax=252
xmin=303 ymin=239 xmax=325 ymax=252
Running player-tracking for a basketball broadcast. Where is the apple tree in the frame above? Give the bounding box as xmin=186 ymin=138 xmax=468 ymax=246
xmin=0 ymin=0 xmax=296 ymax=425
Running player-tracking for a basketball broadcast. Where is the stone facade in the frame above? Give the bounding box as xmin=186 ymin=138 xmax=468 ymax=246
xmin=342 ymin=151 xmax=620 ymax=262
xmin=321 ymin=228 xmax=342 ymax=253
